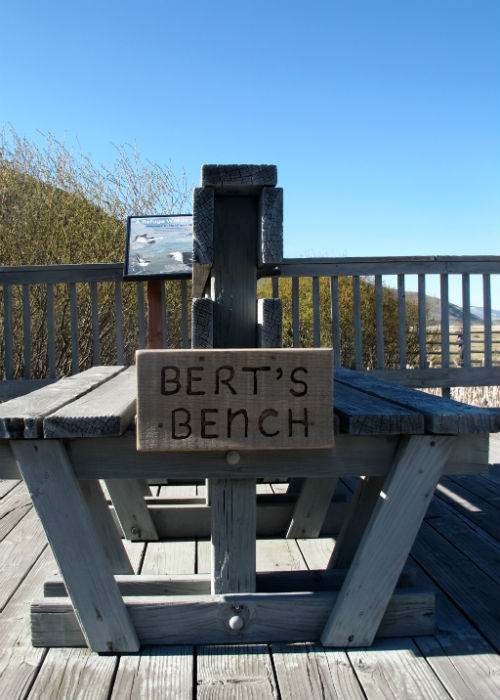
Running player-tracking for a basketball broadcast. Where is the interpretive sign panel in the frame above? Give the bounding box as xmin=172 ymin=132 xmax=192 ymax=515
xmin=123 ymin=215 xmax=193 ymax=279
xmin=136 ymin=348 xmax=333 ymax=451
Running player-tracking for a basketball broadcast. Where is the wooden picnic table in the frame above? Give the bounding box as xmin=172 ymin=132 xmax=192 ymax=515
xmin=0 ymin=364 xmax=497 ymax=652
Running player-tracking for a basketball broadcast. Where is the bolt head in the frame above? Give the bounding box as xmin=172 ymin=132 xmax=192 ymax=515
xmin=228 ymin=615 xmax=245 ymax=631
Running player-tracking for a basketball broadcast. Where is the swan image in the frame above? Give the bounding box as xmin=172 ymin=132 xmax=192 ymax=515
xmin=134 ymin=233 xmax=156 ymax=245
xmin=135 ymin=254 xmax=151 ymax=268
xmin=168 ymin=251 xmax=192 ymax=264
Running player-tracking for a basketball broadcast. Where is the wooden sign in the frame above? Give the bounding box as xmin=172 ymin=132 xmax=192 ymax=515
xmin=136 ymin=349 xmax=333 ymax=451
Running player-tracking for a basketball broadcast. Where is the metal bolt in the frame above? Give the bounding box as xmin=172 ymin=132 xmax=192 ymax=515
xmin=228 ymin=615 xmax=245 ymax=631
xmin=225 ymin=450 xmax=240 ymax=465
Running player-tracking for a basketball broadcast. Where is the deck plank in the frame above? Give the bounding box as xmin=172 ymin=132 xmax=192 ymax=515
xmin=197 ymin=644 xmax=278 ymax=699
xmin=111 ymin=646 xmax=193 ymax=700
xmin=0 ymin=482 xmax=32 ymax=541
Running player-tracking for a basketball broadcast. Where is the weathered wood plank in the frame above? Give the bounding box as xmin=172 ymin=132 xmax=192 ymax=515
xmin=141 ymin=540 xmax=196 ymax=575
xmin=12 ymin=440 xmax=139 ymax=652
xmin=321 ymin=435 xmax=453 ymax=647
xmin=106 ymin=478 xmax=159 ymax=541
xmin=111 ymin=646 xmax=194 ymax=700
xmin=335 ymin=367 xmax=500 ymax=433
xmin=0 ymin=647 xmax=46 ymax=700
xmin=0 ymin=366 xmax=125 ymax=439
xmin=286 ymin=478 xmax=338 ymax=538
xmin=259 ymin=187 xmax=283 ymax=266
xmin=257 ymin=298 xmax=283 ymax=348
xmin=211 ymin=478 xmax=256 ymax=593
xmin=27 ymin=648 xmax=117 ymax=700
xmin=272 ymin=644 xmax=365 ymax=700
xmin=333 ymin=381 xmax=424 ymax=434
xmin=192 ymin=297 xmax=213 ymax=349
xmin=43 ymin=365 xmax=136 ymax=438
xmin=197 ymin=644 xmax=278 ymax=699
xmin=201 ymin=164 xmax=277 ymax=190
xmin=193 ymin=187 xmax=214 ymax=264
xmin=30 ymin=588 xmax=435 ymax=647
xmin=61 ymin=431 xmax=489 ymax=480
xmin=0 ymin=481 xmax=32 ymax=541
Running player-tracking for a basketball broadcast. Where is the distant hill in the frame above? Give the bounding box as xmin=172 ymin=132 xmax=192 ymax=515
xmin=407 ymin=292 xmax=499 ymax=326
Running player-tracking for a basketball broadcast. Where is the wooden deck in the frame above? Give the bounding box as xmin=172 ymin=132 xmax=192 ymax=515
xmin=1 ymin=440 xmax=499 ymax=699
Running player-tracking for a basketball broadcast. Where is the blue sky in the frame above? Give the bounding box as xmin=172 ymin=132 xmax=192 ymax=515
xmin=1 ymin=0 xmax=498 ymax=306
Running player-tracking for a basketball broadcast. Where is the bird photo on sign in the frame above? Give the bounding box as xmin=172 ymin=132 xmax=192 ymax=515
xmin=124 ymin=215 xmax=193 ymax=279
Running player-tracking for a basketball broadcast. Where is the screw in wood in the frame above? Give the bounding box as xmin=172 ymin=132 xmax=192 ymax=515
xmin=225 ymin=450 xmax=241 ymax=465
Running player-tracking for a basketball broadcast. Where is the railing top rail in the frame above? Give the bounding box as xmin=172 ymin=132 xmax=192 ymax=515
xmin=1 ymin=255 xmax=499 ymax=285
xmin=278 ymin=256 xmax=500 ymax=277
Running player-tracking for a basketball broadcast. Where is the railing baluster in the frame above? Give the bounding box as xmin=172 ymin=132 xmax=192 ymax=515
xmin=114 ymin=281 xmax=124 ymax=365
xmin=397 ymin=274 xmax=406 ymax=370
xmin=483 ymin=273 xmax=492 ymax=367
xmin=375 ymin=274 xmax=384 ymax=368
xmin=353 ymin=275 xmax=362 ymax=369
xmin=418 ymin=274 xmax=427 ymax=368
xmin=181 ymin=279 xmax=189 ymax=349
xmin=312 ymin=276 xmax=320 ymax=348
xmin=272 ymin=276 xmax=279 ymax=299
xmin=47 ymin=283 xmax=56 ymax=379
xmin=461 ymin=274 xmax=471 ymax=368
xmin=330 ymin=276 xmax=340 ymax=367
xmin=22 ymin=284 xmax=31 ymax=379
xmin=3 ymin=285 xmax=14 ymax=380
xmin=292 ymin=277 xmax=300 ymax=348
xmin=136 ymin=282 xmax=147 ymax=349
xmin=90 ymin=281 xmax=100 ymax=365
xmin=68 ymin=282 xmax=79 ymax=374
xmin=440 ymin=274 xmax=450 ymax=369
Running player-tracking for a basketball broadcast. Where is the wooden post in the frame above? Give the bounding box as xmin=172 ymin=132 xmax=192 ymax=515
xmin=147 ymin=280 xmax=163 ymax=349
xmin=192 ymin=164 xmax=283 ymax=594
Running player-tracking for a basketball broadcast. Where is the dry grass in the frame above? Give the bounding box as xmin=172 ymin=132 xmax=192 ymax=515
xmin=422 ymin=385 xmax=500 ymax=407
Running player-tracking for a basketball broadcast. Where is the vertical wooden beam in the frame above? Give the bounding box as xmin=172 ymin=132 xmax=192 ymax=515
xmin=397 ymin=274 xmax=406 ymax=370
xmin=90 ymin=280 xmax=100 ymax=364
xmin=353 ymin=276 xmax=362 ymax=369
xmin=22 ymin=284 xmax=31 ymax=380
xmin=147 ymin=280 xmax=163 ymax=349
xmin=440 ymin=274 xmax=450 ymax=369
xmin=68 ymin=282 xmax=79 ymax=375
xmin=114 ymin=281 xmax=124 ymax=365
xmin=418 ymin=273 xmax=427 ymax=368
xmin=483 ymin=273 xmax=492 ymax=367
xmin=3 ymin=285 xmax=13 ymax=380
xmin=375 ymin=275 xmax=384 ymax=368
xmin=46 ymin=283 xmax=56 ymax=379
xmin=330 ymin=276 xmax=340 ymax=368
xmin=462 ymin=273 xmax=471 ymax=367
xmin=257 ymin=298 xmax=282 ymax=348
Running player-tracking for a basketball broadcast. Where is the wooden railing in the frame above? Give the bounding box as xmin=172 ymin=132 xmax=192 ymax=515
xmin=1 ymin=255 xmax=499 ymax=398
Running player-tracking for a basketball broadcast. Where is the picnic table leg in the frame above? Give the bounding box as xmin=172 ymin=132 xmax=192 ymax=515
xmin=286 ymin=477 xmax=339 ymax=538
xmin=11 ymin=440 xmax=139 ymax=652
xmin=327 ymin=475 xmax=385 ymax=568
xmin=105 ymin=478 xmax=159 ymax=541
xmin=79 ymin=479 xmax=134 ymax=574
xmin=321 ymin=435 xmax=454 ymax=647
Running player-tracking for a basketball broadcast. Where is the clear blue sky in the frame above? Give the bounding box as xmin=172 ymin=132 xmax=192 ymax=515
xmin=1 ymin=0 xmax=498 ymax=306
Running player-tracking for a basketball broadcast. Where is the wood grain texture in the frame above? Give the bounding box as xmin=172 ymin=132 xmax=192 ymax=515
xmin=211 ymin=478 xmax=256 ymax=593
xmin=286 ymin=477 xmax=339 ymax=538
xmin=12 ymin=440 xmax=139 ymax=652
xmin=0 ymin=366 xmax=125 ymax=439
xmin=321 ymin=435 xmax=453 ymax=647
xmin=258 ymin=187 xmax=283 ymax=265
xmin=43 ymin=366 xmax=136 ymax=438
xmin=106 ymin=478 xmax=159 ymax=541
xmin=192 ymin=297 xmax=214 ymax=349
xmin=272 ymin=644 xmax=365 ymax=700
xmin=111 ymin=646 xmax=194 ymax=700
xmin=201 ymin=164 xmax=277 ymax=190
xmin=0 ymin=647 xmax=46 ymax=700
xmin=30 ymin=588 xmax=435 ymax=646
xmin=335 ymin=368 xmax=500 ymax=434
xmin=257 ymin=298 xmax=283 ymax=348
xmin=62 ymin=432 xmax=489 ymax=480
xmin=193 ymin=187 xmax=214 ymax=264
xmin=197 ymin=644 xmax=278 ymax=699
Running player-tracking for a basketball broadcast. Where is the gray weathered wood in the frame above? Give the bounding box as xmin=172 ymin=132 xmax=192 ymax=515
xmin=201 ymin=164 xmax=277 ymax=189
xmin=286 ymin=478 xmax=339 ymax=538
xmin=375 ymin=274 xmax=384 ymax=368
xmin=2 ymin=285 xmax=14 ymax=380
xmin=335 ymin=368 xmax=500 ymax=434
xmin=192 ymin=187 xmax=214 ymax=264
xmin=257 ymin=298 xmax=283 ymax=348
xmin=192 ymin=297 xmax=213 ymax=349
xmin=483 ymin=273 xmax=492 ymax=367
xmin=353 ymin=276 xmax=362 ymax=369
xmin=462 ymin=273 xmax=472 ymax=367
xmin=312 ymin=276 xmax=320 ymax=348
xmin=46 ymin=282 xmax=56 ymax=379
xmin=43 ymin=365 xmax=137 ymax=438
xmin=12 ymin=440 xmax=139 ymax=652
xmin=90 ymin=280 xmax=100 ymax=364
xmin=0 ymin=365 xmax=125 ymax=439
xmin=79 ymin=479 xmax=134 ymax=574
xmin=106 ymin=478 xmax=159 ymax=541
xmin=397 ymin=273 xmax=406 ymax=369
xmin=328 ymin=475 xmax=385 ymax=569
xmin=114 ymin=280 xmax=124 ymax=365
xmin=211 ymin=478 xmax=256 ymax=593
xmin=197 ymin=644 xmax=278 ymax=699
xmin=258 ymin=187 xmax=283 ymax=265
xmin=30 ymin=588 xmax=435 ymax=647
xmin=321 ymin=435 xmax=453 ymax=647
xmin=68 ymin=281 xmax=79 ymax=375
xmin=330 ymin=276 xmax=341 ymax=368
xmin=54 ymin=431 xmax=490 ymax=481
xmin=418 ymin=273 xmax=427 ymax=368
xmin=292 ymin=277 xmax=300 ymax=347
